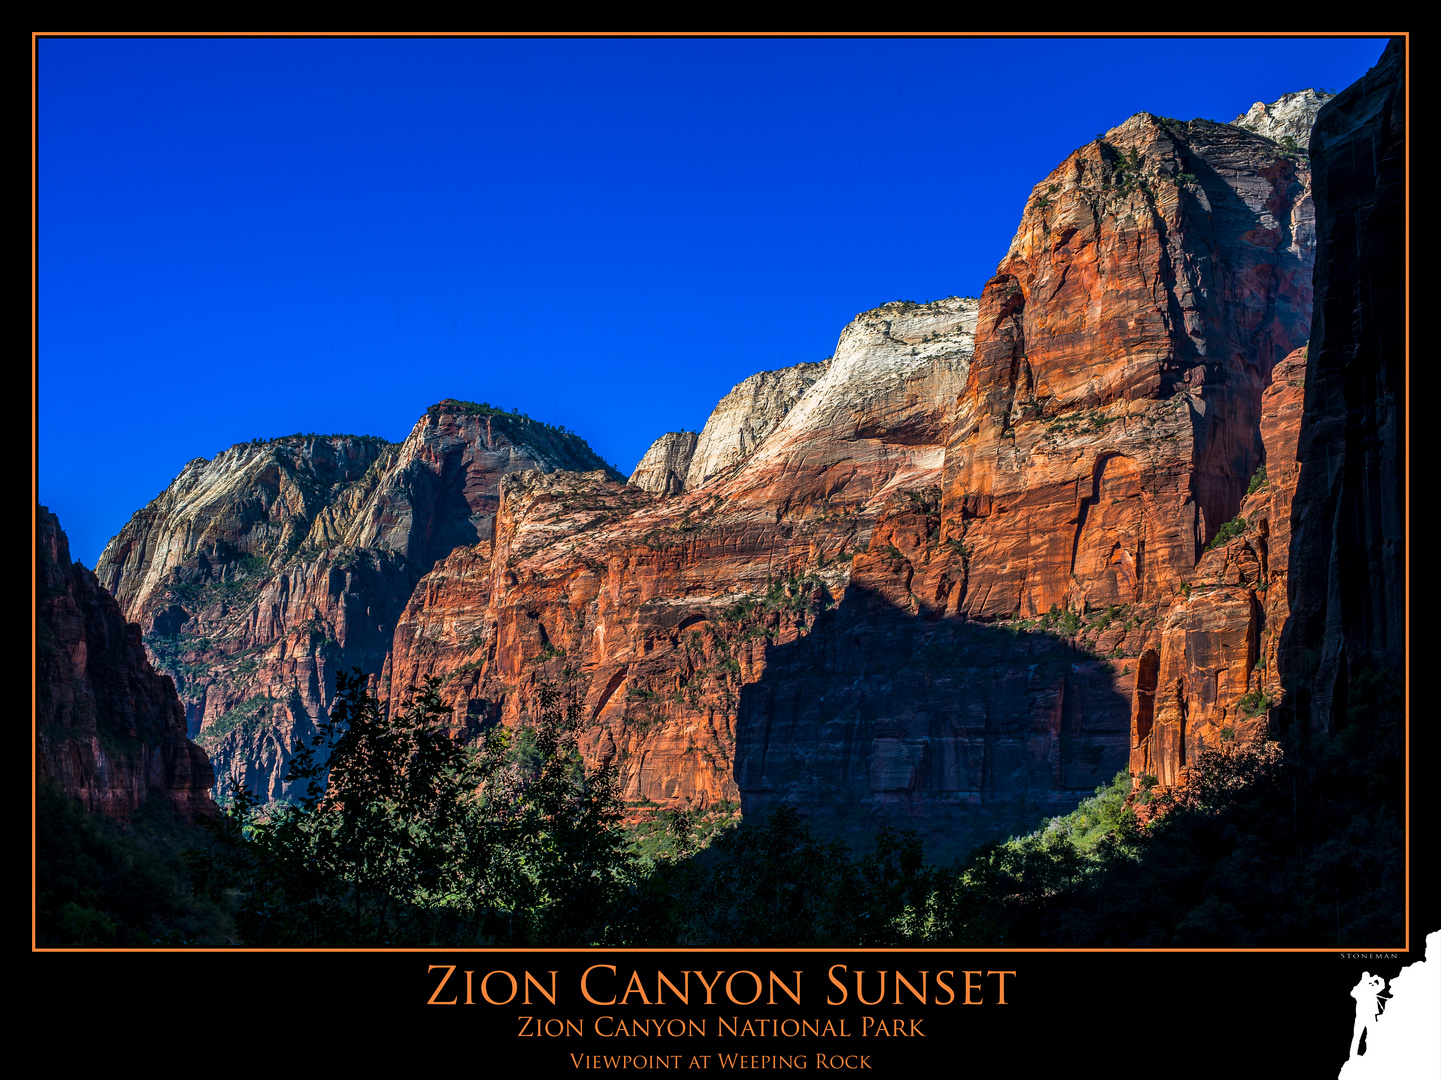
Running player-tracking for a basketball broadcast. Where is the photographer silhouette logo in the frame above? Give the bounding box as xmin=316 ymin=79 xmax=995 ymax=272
xmin=1338 ymin=930 xmax=1440 ymax=1078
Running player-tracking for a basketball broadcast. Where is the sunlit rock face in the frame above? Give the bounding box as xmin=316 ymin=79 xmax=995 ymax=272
xmin=939 ymin=110 xmax=1315 ymax=631
xmin=94 ymin=404 xmax=618 ymax=801
xmin=1132 ymin=346 xmax=1305 ymax=789
xmin=629 ymin=431 xmax=698 ymax=496
xmin=684 ymin=360 xmax=831 ymax=491
xmin=1232 ymin=88 xmax=1336 ymax=145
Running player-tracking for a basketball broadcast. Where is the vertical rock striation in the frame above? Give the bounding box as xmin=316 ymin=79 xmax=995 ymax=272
xmin=941 ymin=111 xmax=1315 ymax=627
xmin=1131 ymin=346 xmax=1306 ymax=787
xmin=37 ymin=507 xmax=215 ymax=820
xmin=1280 ymin=39 xmax=1405 ymax=737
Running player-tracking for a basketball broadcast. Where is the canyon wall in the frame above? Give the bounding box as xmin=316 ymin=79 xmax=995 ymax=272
xmin=940 ymin=110 xmax=1314 ymax=628
xmin=94 ymin=404 xmax=619 ymax=799
xmin=37 ymin=507 xmax=215 ymax=820
xmin=1130 ymin=346 xmax=1306 ymax=787
xmin=387 ymin=297 xmax=979 ymax=840
xmin=384 ymin=288 xmax=1169 ymax=855
xmin=1279 ymin=39 xmax=1405 ymax=738
xmin=1127 ymin=45 xmax=1403 ymax=791
xmin=82 ymin=84 xmax=1364 ymax=859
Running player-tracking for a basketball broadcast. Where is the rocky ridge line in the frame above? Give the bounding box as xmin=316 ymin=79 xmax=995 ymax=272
xmin=1232 ymin=88 xmax=1336 ymax=145
xmin=95 ymin=404 xmax=620 ymax=800
xmin=683 ymin=360 xmax=831 ymax=491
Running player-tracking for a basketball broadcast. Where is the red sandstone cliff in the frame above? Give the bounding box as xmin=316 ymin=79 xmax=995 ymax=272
xmin=358 ymin=107 xmax=1327 ymax=856
xmin=1125 ymin=46 xmax=1404 ymax=872
xmin=940 ymin=111 xmax=1314 ymax=626
xmin=37 ymin=507 xmax=215 ymax=820
xmin=386 ymin=298 xmax=979 ymax=835
xmin=1130 ymin=346 xmax=1306 ymax=789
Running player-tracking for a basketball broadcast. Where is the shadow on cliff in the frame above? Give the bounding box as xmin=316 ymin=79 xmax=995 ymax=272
xmin=699 ymin=580 xmax=1404 ymax=945
xmin=631 ymin=578 xmax=1145 ymax=946
xmin=992 ymin=686 xmax=1403 ymax=947
xmin=729 ymin=582 xmax=1135 ymax=865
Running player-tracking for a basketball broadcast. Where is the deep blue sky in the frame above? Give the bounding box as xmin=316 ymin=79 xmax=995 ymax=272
xmin=37 ymin=35 xmax=1389 ymax=567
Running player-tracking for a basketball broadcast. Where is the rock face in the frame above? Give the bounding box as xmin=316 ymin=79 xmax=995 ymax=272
xmin=1131 ymin=346 xmax=1306 ymax=787
xmin=1280 ymin=39 xmax=1405 ymax=737
xmin=36 ymin=507 xmax=215 ymax=820
xmin=684 ymin=360 xmax=831 ymax=490
xmin=729 ymin=484 xmax=1138 ymax=856
xmin=629 ymin=431 xmax=698 ymax=495
xmin=941 ymin=111 xmax=1314 ymax=630
xmin=1233 ymin=89 xmax=1336 ymax=145
xmin=708 ymin=100 xmax=1321 ymax=841
xmin=383 ymin=470 xmax=657 ymax=724
xmin=390 ymin=298 xmax=979 ymax=842
xmin=95 ymin=403 xmax=619 ymax=800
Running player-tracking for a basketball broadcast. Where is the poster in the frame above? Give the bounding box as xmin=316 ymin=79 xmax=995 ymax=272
xmin=32 ymin=32 xmax=1420 ymax=1075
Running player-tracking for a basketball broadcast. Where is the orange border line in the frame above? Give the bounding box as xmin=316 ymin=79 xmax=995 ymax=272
xmin=32 ymin=29 xmax=41 ymax=955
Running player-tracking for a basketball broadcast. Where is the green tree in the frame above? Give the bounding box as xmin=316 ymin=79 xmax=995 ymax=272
xmin=209 ymin=671 xmax=489 ymax=945
xmin=204 ymin=671 xmax=637 ymax=946
xmin=484 ymin=681 xmax=635 ymax=944
xmin=36 ymin=779 xmax=235 ymax=946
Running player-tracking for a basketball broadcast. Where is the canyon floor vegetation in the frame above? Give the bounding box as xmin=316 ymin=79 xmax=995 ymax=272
xmin=38 ymin=670 xmax=1402 ymax=949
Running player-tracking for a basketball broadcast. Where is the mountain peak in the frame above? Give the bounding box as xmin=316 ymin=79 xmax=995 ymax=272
xmin=1232 ymin=88 xmax=1336 ymax=145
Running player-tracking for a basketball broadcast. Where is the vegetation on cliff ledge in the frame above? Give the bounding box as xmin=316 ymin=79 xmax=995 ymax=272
xmin=193 ymin=671 xmax=633 ymax=945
